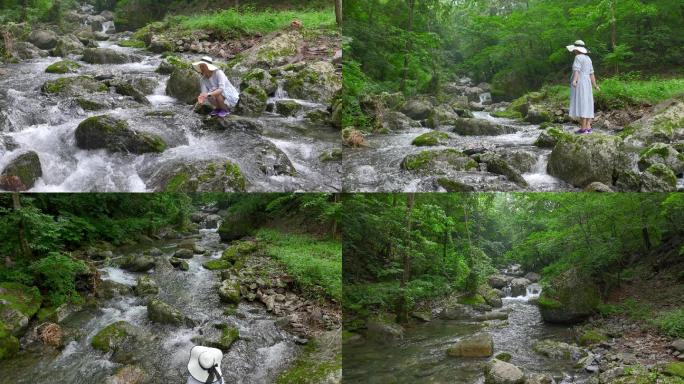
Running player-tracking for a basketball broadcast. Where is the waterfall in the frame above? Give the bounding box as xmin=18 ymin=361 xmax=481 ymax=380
xmin=102 ymin=21 xmax=115 ymax=34
xmin=478 ymin=92 xmax=492 ymax=104
xmin=273 ymin=79 xmax=288 ymax=100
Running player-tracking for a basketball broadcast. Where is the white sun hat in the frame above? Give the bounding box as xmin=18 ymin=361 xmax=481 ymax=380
xmin=187 ymin=346 xmax=223 ymax=383
xmin=566 ymin=40 xmax=589 ymax=54
xmin=192 ymin=56 xmax=219 ymax=73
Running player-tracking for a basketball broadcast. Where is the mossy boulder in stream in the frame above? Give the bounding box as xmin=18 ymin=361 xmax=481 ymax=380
xmin=638 ymin=143 xmax=684 ymax=175
xmin=82 ymin=48 xmax=141 ymax=64
xmin=484 ymin=359 xmax=525 ymax=384
xmin=120 ymin=254 xmax=156 ymax=272
xmin=241 ymin=68 xmax=277 ymax=95
xmin=547 ymin=134 xmax=629 ymax=188
xmin=203 ymin=259 xmax=232 ymax=270
xmin=41 ymin=76 xmax=108 ymax=96
xmin=0 ymin=282 xmax=42 ymax=337
xmin=169 ymin=257 xmax=189 ymax=271
xmin=166 ymin=67 xmax=201 ymax=104
xmin=282 ymin=61 xmax=341 ymax=104
xmin=623 ymin=95 xmax=684 ymax=146
xmin=533 ymin=127 xmax=570 ymax=148
xmin=91 ymin=321 xmax=140 ymax=353
xmin=147 ymin=299 xmax=190 ymax=326
xmin=474 ymin=152 xmax=528 ymax=188
xmin=532 ymin=339 xmax=586 ymax=360
xmin=28 ymin=30 xmax=58 ymax=50
xmin=452 ymin=118 xmax=516 ymax=136
xmin=218 ymin=280 xmax=241 ymax=304
xmin=221 ymin=240 xmax=257 ymax=264
xmin=0 ymin=323 xmax=20 ymax=360
xmin=45 ymin=60 xmax=81 ymax=74
xmin=365 ymin=317 xmax=404 ymax=342
xmin=227 ymin=30 xmax=302 ymax=77
xmin=154 ymin=160 xmax=246 ymax=193
xmin=0 ymin=151 xmax=43 ymax=191
xmin=53 ymin=34 xmax=85 ymax=57
xmin=75 ymin=115 xmax=167 ymax=154
xmin=641 ymin=163 xmax=677 ymax=192
xmin=133 ymin=276 xmax=159 ymax=296
xmin=401 ymin=149 xmax=478 ymax=174
xmin=446 ymin=332 xmax=494 ymax=357
xmin=412 ymin=131 xmax=450 ymax=147
xmin=275 ymin=100 xmax=303 ymax=117
xmin=235 ymin=85 xmax=268 ymax=116
xmin=538 ymin=267 xmax=601 ymax=324
xmin=192 ymin=324 xmax=239 ymax=352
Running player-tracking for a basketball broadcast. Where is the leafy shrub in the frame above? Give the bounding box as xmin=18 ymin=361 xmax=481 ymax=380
xmin=654 ymin=308 xmax=684 ymax=338
xmin=28 ymin=253 xmax=88 ymax=307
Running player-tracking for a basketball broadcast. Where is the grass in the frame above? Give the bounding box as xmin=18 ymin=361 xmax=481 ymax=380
xmin=654 ymin=308 xmax=684 ymax=338
xmin=171 ymin=8 xmax=336 ymax=36
xmin=256 ymin=228 xmax=341 ymax=301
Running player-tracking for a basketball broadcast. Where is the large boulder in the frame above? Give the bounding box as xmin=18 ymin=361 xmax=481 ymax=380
xmin=75 ymin=115 xmax=167 ymax=154
xmin=235 ymin=86 xmax=268 ymax=116
xmin=640 ymin=163 xmax=677 ymax=192
xmin=45 ymin=60 xmax=81 ymax=74
xmin=401 ymin=99 xmax=432 ymax=120
xmin=133 ymin=276 xmax=159 ymax=297
xmin=547 ymin=134 xmax=629 ymax=188
xmin=28 ymin=30 xmax=58 ymax=50
xmin=191 ymin=324 xmax=239 ymax=352
xmin=82 ymin=48 xmax=141 ymax=64
xmin=637 ymin=143 xmax=684 ymax=176
xmin=624 ymin=95 xmax=684 ymax=146
xmin=366 ymin=318 xmax=403 ymax=342
xmin=484 ymin=359 xmax=525 ymax=384
xmin=91 ymin=321 xmax=149 ymax=364
xmin=475 ymin=153 xmax=528 ymax=188
xmin=488 ymin=275 xmax=509 ymax=289
xmin=439 ymin=304 xmax=479 ymax=320
xmin=218 ymin=280 xmax=241 ymax=304
xmin=282 ymin=61 xmax=341 ymax=104
xmin=240 ymin=68 xmax=277 ymax=95
xmin=120 ymin=254 xmax=156 ymax=272
xmin=510 ymin=278 xmax=530 ymax=297
xmin=228 ymin=30 xmax=302 ymax=76
xmin=452 ymin=119 xmax=516 ymax=136
xmin=41 ymin=76 xmax=108 ymax=97
xmin=412 ymin=131 xmax=450 ymax=147
xmin=53 ymin=34 xmax=85 ymax=57
xmin=12 ymin=42 xmax=46 ymax=60
xmin=400 ymin=149 xmax=479 ymax=174
xmin=538 ymin=267 xmax=601 ymax=324
xmin=0 ymin=283 xmax=42 ymax=337
xmin=532 ymin=339 xmax=586 ymax=361
xmin=446 ymin=333 xmax=494 ymax=357
xmin=166 ymin=68 xmax=201 ymax=104
xmin=0 ymin=151 xmax=42 ymax=191
xmin=147 ymin=299 xmax=189 ymax=326
xmin=218 ymin=215 xmax=256 ymax=242
xmin=149 ymin=160 xmax=246 ymax=193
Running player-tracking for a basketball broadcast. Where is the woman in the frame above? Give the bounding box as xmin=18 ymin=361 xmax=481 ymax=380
xmin=193 ymin=56 xmax=240 ymax=118
xmin=567 ymin=40 xmax=600 ymax=134
xmin=187 ymin=346 xmax=225 ymax=384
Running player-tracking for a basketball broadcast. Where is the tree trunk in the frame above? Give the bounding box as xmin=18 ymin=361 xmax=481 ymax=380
xmin=397 ymin=193 xmax=415 ymax=324
xmin=335 ymin=0 xmax=343 ymax=28
xmin=331 ymin=193 xmax=340 ymax=238
xmin=12 ymin=193 xmax=32 ymax=259
xmin=21 ymin=0 xmax=28 ymax=22
xmin=610 ymin=0 xmax=618 ymax=73
xmin=400 ymin=0 xmax=416 ymax=93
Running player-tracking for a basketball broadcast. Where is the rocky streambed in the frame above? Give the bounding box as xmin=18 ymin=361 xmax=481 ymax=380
xmin=0 ymin=210 xmax=341 ymax=383
xmin=0 ymin=7 xmax=342 ymax=192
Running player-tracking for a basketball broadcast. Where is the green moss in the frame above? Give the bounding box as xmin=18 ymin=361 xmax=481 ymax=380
xmin=0 ymin=282 xmax=42 ymax=318
xmin=437 ymin=178 xmax=476 ymax=192
xmin=224 ymin=161 xmax=246 ymax=192
xmin=411 ymin=131 xmax=449 ymax=147
xmin=319 ymin=149 xmax=343 ymax=162
xmin=76 ymin=98 xmax=105 ymax=111
xmin=246 ymin=85 xmax=268 ymax=103
xmin=495 ymin=352 xmax=512 ymax=362
xmin=401 ymin=149 xmax=477 ymax=171
xmin=458 ymin=294 xmax=486 ymax=306
xmin=202 ymin=259 xmax=232 ymax=270
xmin=45 ymin=60 xmax=80 ymax=74
xmin=223 ymin=305 xmax=238 ymax=316
xmin=166 ymin=172 xmax=190 ymax=192
xmin=0 ymin=323 xmax=19 ymax=361
xmin=640 ymin=144 xmax=671 ymax=159
xmin=91 ymin=321 xmax=130 ymax=352
xmin=491 ymin=110 xmax=523 ymax=119
xmin=538 ymin=296 xmax=563 ymax=310
xmin=42 ymin=76 xmax=108 ymax=95
xmin=217 ymin=324 xmax=239 ymax=349
xmin=646 ymin=163 xmax=677 ymax=187
xmin=665 ymin=362 xmax=684 ymax=378
xmin=277 ymin=340 xmax=341 ymax=384
xmin=117 ymin=39 xmax=146 ymax=48
xmin=144 ymin=111 xmax=176 ymax=117
xmin=578 ymin=330 xmax=607 ymax=346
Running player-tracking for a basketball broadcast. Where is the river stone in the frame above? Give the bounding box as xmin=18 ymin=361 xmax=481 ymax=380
xmin=412 ymin=131 xmax=450 ymax=147
xmin=524 ymin=104 xmax=553 ymax=124
xmin=218 ymin=280 xmax=241 ymax=304
xmin=192 ymin=324 xmax=239 ymax=352
xmin=111 ymin=79 xmax=151 ymax=105
xmin=447 ymin=333 xmax=494 ymax=357
xmin=0 ymin=151 xmax=43 ymax=191
xmin=426 ymin=105 xmax=461 ymax=128
xmin=366 ymin=318 xmax=403 ymax=342
xmin=452 ymin=119 xmax=516 ymax=136
xmin=105 ymin=365 xmax=147 ymax=384
xmin=532 ymin=339 xmax=586 ymax=361
xmin=151 ymin=160 xmax=246 ymax=193
xmin=133 ymin=276 xmax=159 ymax=296
xmin=12 ymin=42 xmax=46 ymax=60
xmin=401 ymin=149 xmax=479 ymax=174
xmin=174 ymin=248 xmax=194 ymax=259
xmin=624 ymin=94 xmax=684 ymax=146
xmin=484 ymin=359 xmax=525 ymax=384
xmin=439 ymin=304 xmax=478 ymax=321
xmin=203 ymin=115 xmax=265 ymax=134
xmin=584 ymin=181 xmax=613 ymax=192
xmin=488 ymin=275 xmax=509 ymax=289
xmin=236 ymin=86 xmax=268 ymax=116
xmin=533 ymin=128 xmax=566 ymax=148
xmin=82 ymin=48 xmax=141 ymax=64
xmin=476 ymin=153 xmax=528 ymax=188
xmin=169 ymin=257 xmax=189 ymax=271
xmin=240 ymin=68 xmax=277 ymax=95
xmin=29 ymin=30 xmax=58 ymax=49
xmin=524 ymin=272 xmax=540 ymax=283
xmin=547 ymin=134 xmax=629 ymax=188
xmin=166 ymin=67 xmax=201 ymax=104
xmin=538 ymin=267 xmax=600 ymax=324
xmin=41 ymin=76 xmax=108 ymax=97
xmin=45 ymin=60 xmax=81 ymax=74
xmin=402 ymin=99 xmax=432 ymax=120
xmin=98 ymin=280 xmax=132 ymax=300
xmin=499 ymin=150 xmax=537 ymax=173
xmin=275 ymin=100 xmax=303 ymax=117
xmin=120 ymin=254 xmax=156 ymax=272
xmin=510 ymin=278 xmax=530 ymax=297
xmin=637 ymin=143 xmax=684 ymax=176
xmin=0 ymin=323 xmax=20 ymax=360
xmin=228 ymin=30 xmax=302 ymax=76
xmin=204 ymin=214 xmax=221 ymax=229
xmin=0 ymin=283 xmax=42 ymax=337
xmin=640 ymin=163 xmax=677 ymax=191
xmin=672 ymin=339 xmax=684 ymax=353
xmin=53 ymin=34 xmax=85 ymax=57
xmin=147 ymin=299 xmax=188 ymax=326
xmin=75 ymin=115 xmax=167 ymax=154
xmin=283 ymin=61 xmax=341 ymax=104
xmin=526 ymin=373 xmax=554 ymax=384
xmin=91 ymin=321 xmax=141 ymax=353
xmin=479 ymin=287 xmax=503 ymax=308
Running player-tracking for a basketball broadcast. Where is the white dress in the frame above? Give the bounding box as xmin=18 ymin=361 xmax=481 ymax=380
xmin=200 ymin=69 xmax=240 ymax=108
xmin=569 ymin=54 xmax=595 ymax=119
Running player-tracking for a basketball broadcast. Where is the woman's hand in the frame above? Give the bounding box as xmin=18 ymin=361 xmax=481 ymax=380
xmin=594 ymin=84 xmax=601 ymax=91
xmin=572 ymin=80 xmax=578 ymax=88
xmin=197 ymin=93 xmax=208 ymax=103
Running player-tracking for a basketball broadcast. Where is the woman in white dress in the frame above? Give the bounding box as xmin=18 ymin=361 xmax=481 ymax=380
xmin=567 ymin=40 xmax=601 ymax=133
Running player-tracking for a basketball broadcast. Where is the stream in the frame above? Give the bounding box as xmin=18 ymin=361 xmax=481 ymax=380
xmin=0 ymin=38 xmax=341 ymax=192
xmin=0 ymin=220 xmax=301 ymax=383
xmin=343 ymin=285 xmax=590 ymax=384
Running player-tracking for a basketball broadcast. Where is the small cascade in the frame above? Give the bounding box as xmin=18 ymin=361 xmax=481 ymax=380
xmin=478 ymin=92 xmax=492 ymax=104
xmin=503 ymin=282 xmax=542 ymax=301
xmin=273 ymin=79 xmax=288 ymax=100
xmin=101 ymin=20 xmax=115 ymax=34
xmin=146 ymin=81 xmax=175 ymax=107
xmin=523 ymin=152 xmax=564 ymax=191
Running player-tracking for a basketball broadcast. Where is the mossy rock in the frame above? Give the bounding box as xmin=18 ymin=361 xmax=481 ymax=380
xmin=241 ymin=68 xmax=277 ymax=94
xmin=162 ymin=161 xmax=246 ymax=193
xmin=117 ymin=39 xmax=146 ymax=48
xmin=218 ymin=280 xmax=241 ymax=304
xmin=76 ymin=98 xmax=106 ymax=111
xmin=218 ymin=214 xmax=259 ymax=242
xmin=0 ymin=151 xmax=43 ymax=191
xmin=75 ymin=115 xmax=166 ymax=154
xmin=475 ymin=152 xmax=529 ymax=187
xmin=275 ymin=100 xmax=302 ymax=117
xmin=401 ymin=149 xmax=478 ymax=174
xmin=0 ymin=323 xmax=20 ymax=360
xmin=276 ymin=348 xmax=341 ymax=384
xmin=412 ymin=131 xmax=449 ymax=147
xmin=665 ymin=362 xmax=684 ymax=378
xmin=644 ymin=163 xmax=677 ymax=190
xmin=41 ymin=76 xmax=108 ymax=96
xmin=82 ymin=48 xmax=140 ymax=64
xmin=45 ymin=60 xmax=80 ymax=74
xmin=169 ymin=257 xmax=189 ymax=271
xmin=0 ymin=282 xmax=42 ymax=337
xmin=533 ymin=127 xmax=571 ymax=148
xmin=437 ymin=178 xmax=476 ymax=192
xmin=538 ymin=267 xmax=601 ymax=324
xmin=147 ymin=299 xmax=187 ymax=325
xmin=166 ymin=67 xmax=201 ymax=104
xmin=282 ymin=61 xmax=341 ymax=104
xmin=319 ymin=148 xmax=342 ymax=162
xmin=452 ymin=118 xmax=516 ymax=136
xmin=579 ymin=330 xmax=607 ymax=346
xmin=458 ymin=294 xmax=486 ymax=306
xmin=91 ymin=321 xmax=136 ymax=352
xmin=202 ymin=259 xmax=232 ymax=270
xmin=638 ymin=143 xmax=684 ymax=175
xmin=215 ymin=324 xmax=239 ymax=351
xmin=221 ymin=240 xmax=257 ymax=264
xmin=495 ymin=352 xmax=512 ymax=362
xmin=236 ymin=85 xmax=268 ymax=116
xmin=133 ymin=276 xmax=159 ymax=297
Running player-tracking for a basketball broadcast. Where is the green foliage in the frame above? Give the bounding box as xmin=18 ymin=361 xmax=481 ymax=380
xmin=257 ymin=228 xmax=341 ymax=301
xmin=654 ymin=308 xmax=684 ymax=338
xmin=28 ymin=252 xmax=88 ymax=307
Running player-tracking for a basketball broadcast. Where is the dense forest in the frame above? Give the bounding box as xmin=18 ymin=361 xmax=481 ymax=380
xmin=343 ymin=193 xmax=684 ymax=383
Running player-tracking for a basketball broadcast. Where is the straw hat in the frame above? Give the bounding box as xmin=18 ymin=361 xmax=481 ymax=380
xmin=187 ymin=346 xmax=223 ymax=383
xmin=566 ymin=40 xmax=589 ymax=54
xmin=192 ymin=56 xmax=219 ymax=73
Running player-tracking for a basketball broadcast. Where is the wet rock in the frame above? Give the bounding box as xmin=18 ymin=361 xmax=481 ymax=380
xmin=283 ymin=61 xmax=341 ymax=104
xmin=401 ymin=149 xmax=479 ymax=174
xmin=366 ymin=318 xmax=403 ymax=342
xmin=218 ymin=215 xmax=257 ymax=242
xmin=499 ymin=150 xmax=537 ymax=174
xmin=105 ymin=365 xmax=147 ymax=384
xmin=169 ymin=257 xmax=189 ymax=271
xmin=523 ymin=272 xmax=540 ymax=283
xmin=0 ymin=151 xmax=43 ymax=191
xmin=624 ymin=94 xmax=684 ymax=146
xmin=538 ymin=267 xmax=600 ymax=324
xmin=533 ymin=127 xmax=567 ymax=148
xmin=402 ymin=99 xmax=432 ymax=120
xmin=148 ymin=36 xmax=175 ymax=53
xmin=98 ymin=280 xmax=132 ymax=299
xmin=174 ymin=248 xmax=194 ymax=259
xmin=236 ymin=86 xmax=268 ymax=116
xmin=28 ymin=30 xmax=58 ymax=50
xmin=548 ymin=134 xmax=629 ymax=188
xmin=510 ymin=278 xmax=530 ymax=297
xmin=452 ymin=119 xmax=516 ymax=136
xmin=411 ymin=311 xmax=432 ymax=322
xmin=524 ymin=105 xmax=553 ymax=124
xmin=204 ymin=214 xmax=221 ymax=228
xmin=526 ymin=373 xmax=554 ymax=384
xmin=75 ymin=115 xmax=167 ymax=154
xmin=177 ymin=238 xmax=195 ymax=250
xmin=479 ymin=287 xmax=503 ymax=308
xmin=426 ymin=105 xmax=461 ymax=128
xmin=228 ymin=30 xmax=302 ymax=76
xmin=439 ymin=304 xmax=478 ymax=321
xmin=45 ymin=60 xmax=81 ymax=74
xmin=133 ymin=276 xmax=159 ymax=296
xmin=41 ymin=75 xmax=108 ymax=97
xmin=532 ymin=339 xmax=586 ymax=361
xmin=111 ymin=80 xmax=151 ymax=105
xmin=12 ymin=42 xmax=46 ymax=59
xmin=147 ymin=299 xmax=189 ymax=326
xmin=53 ymin=34 xmax=85 ymax=57
xmin=637 ymin=143 xmax=684 ymax=176
xmin=100 ymin=10 xmax=114 ymax=21
xmin=488 ymin=275 xmax=510 ymax=289
xmin=671 ymin=339 xmax=684 ymax=353
xmin=240 ymin=68 xmax=277 ymax=95
xmin=120 ymin=254 xmax=156 ymax=272
xmin=584 ymin=181 xmax=613 ymax=192
xmin=203 ymin=259 xmax=232 ymax=270
xmin=0 ymin=283 xmax=42 ymax=337
xmin=91 ymin=321 xmax=142 ymax=353
xmin=149 ymin=160 xmax=246 ymax=192
xmin=82 ymin=48 xmax=141 ymax=64
xmin=484 ymin=359 xmax=525 ymax=384
xmin=447 ymin=333 xmax=494 ymax=357
xmin=203 ymin=115 xmax=265 ymax=133
xmin=192 ymin=324 xmax=239 ymax=352
xmin=641 ymin=163 xmax=677 ymax=191
xmin=218 ymin=280 xmax=241 ymax=304
xmin=412 ymin=131 xmax=450 ymax=147
xmin=475 ymin=153 xmax=528 ymax=188
xmin=276 ymin=100 xmax=303 ymax=117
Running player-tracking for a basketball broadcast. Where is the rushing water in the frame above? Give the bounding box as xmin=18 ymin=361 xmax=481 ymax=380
xmin=343 ymin=284 xmax=589 ymax=384
xmin=0 ymin=222 xmax=301 ymax=384
xmin=0 ymin=38 xmax=341 ymax=192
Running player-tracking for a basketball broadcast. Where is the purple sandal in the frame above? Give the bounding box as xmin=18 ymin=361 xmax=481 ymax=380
xmin=216 ymin=110 xmax=229 ymax=118
xmin=209 ymin=109 xmax=220 ymax=116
